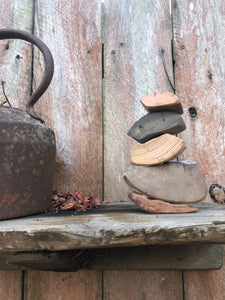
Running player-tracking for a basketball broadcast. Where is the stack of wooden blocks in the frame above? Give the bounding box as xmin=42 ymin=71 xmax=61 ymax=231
xmin=123 ymin=92 xmax=208 ymax=213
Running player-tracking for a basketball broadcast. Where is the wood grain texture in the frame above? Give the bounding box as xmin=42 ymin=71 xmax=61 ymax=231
xmin=104 ymin=0 xmax=173 ymax=202
xmin=0 ymin=0 xmax=33 ymax=109
xmin=0 ymin=271 xmax=22 ymax=300
xmin=0 ymin=203 xmax=225 ymax=251
xmin=129 ymin=134 xmax=186 ymax=166
xmin=0 ymin=244 xmax=221 ymax=271
xmin=183 ymin=246 xmax=225 ymax=300
xmin=30 ymin=2 xmax=102 ymax=299
xmin=172 ymin=0 xmax=225 ymax=202
xmin=33 ymin=0 xmax=102 ymax=197
xmin=25 ymin=270 xmax=102 ymax=300
xmin=0 ymin=0 xmax=33 ymax=297
xmin=104 ymin=270 xmax=183 ymax=300
xmin=129 ymin=192 xmax=199 ymax=213
xmin=172 ymin=1 xmax=225 ymax=298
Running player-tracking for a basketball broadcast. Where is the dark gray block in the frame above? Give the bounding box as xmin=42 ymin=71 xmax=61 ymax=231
xmin=128 ymin=111 xmax=186 ymax=143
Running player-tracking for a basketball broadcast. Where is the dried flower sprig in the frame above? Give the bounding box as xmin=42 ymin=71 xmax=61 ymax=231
xmin=51 ymin=190 xmax=101 ymax=213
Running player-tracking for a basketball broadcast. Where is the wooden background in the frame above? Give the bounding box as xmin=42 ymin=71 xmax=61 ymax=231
xmin=0 ymin=0 xmax=225 ymax=299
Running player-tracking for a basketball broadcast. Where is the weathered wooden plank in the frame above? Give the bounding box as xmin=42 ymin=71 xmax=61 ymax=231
xmin=86 ymin=244 xmax=223 ymax=270
xmin=172 ymin=1 xmax=225 ymax=297
xmin=0 ymin=0 xmax=33 ymax=109
xmin=0 ymin=271 xmax=22 ymax=300
xmin=0 ymin=245 xmax=221 ymax=271
xmin=33 ymin=0 xmax=102 ymax=197
xmin=184 ymin=269 xmax=225 ymax=300
xmin=104 ymin=270 xmax=183 ymax=300
xmin=0 ymin=204 xmax=224 ymax=251
xmin=104 ymin=0 xmax=173 ymax=202
xmin=172 ymin=0 xmax=225 ymax=202
xmin=30 ymin=2 xmax=102 ymax=299
xmin=0 ymin=0 xmax=34 ymax=297
xmin=25 ymin=270 xmax=102 ymax=300
xmin=183 ymin=247 xmax=225 ymax=300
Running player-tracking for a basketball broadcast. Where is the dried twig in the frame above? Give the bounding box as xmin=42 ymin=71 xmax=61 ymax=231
xmin=160 ymin=49 xmax=175 ymax=93
xmin=1 ymin=81 xmax=12 ymax=107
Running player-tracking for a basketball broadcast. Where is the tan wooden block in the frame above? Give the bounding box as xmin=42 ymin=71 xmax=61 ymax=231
xmin=128 ymin=192 xmax=198 ymax=214
xmin=130 ymin=133 xmax=186 ymax=166
xmin=140 ymin=92 xmax=183 ymax=114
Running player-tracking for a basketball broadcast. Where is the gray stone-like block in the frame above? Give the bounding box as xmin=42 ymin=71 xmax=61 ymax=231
xmin=123 ymin=160 xmax=208 ymax=204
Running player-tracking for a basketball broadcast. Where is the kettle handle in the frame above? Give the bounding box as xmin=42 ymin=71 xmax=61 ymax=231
xmin=0 ymin=29 xmax=54 ymax=121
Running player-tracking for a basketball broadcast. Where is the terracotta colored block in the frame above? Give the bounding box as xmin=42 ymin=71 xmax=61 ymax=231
xmin=140 ymin=92 xmax=183 ymax=114
xmin=130 ymin=133 xmax=186 ymax=166
xmin=123 ymin=160 xmax=208 ymax=204
xmin=128 ymin=192 xmax=198 ymax=213
xmin=128 ymin=111 xmax=186 ymax=143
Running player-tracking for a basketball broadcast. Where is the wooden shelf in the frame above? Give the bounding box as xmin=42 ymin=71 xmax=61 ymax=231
xmin=0 ymin=202 xmax=224 ymax=271
xmin=1 ymin=202 xmax=225 ymax=251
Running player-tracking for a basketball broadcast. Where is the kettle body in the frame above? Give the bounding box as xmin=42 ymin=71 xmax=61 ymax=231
xmin=0 ymin=29 xmax=55 ymax=219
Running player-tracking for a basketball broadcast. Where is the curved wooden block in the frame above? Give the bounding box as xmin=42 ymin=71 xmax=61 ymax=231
xmin=140 ymin=92 xmax=183 ymax=114
xmin=130 ymin=134 xmax=186 ymax=166
xmin=128 ymin=192 xmax=198 ymax=214
xmin=128 ymin=111 xmax=186 ymax=143
xmin=123 ymin=160 xmax=208 ymax=203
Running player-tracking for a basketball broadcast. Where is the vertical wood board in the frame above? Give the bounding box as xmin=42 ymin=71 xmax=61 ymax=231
xmin=0 ymin=1 xmax=34 ymax=298
xmin=172 ymin=0 xmax=225 ymax=201
xmin=172 ymin=1 xmax=225 ymax=299
xmin=31 ymin=2 xmax=103 ymax=297
xmin=25 ymin=270 xmax=102 ymax=300
xmin=104 ymin=270 xmax=183 ymax=300
xmin=183 ymin=246 xmax=225 ymax=300
xmin=33 ymin=0 xmax=102 ymax=197
xmin=184 ymin=268 xmax=225 ymax=300
xmin=104 ymin=0 xmax=173 ymax=202
xmin=0 ymin=0 xmax=34 ymax=109
xmin=0 ymin=271 xmax=22 ymax=300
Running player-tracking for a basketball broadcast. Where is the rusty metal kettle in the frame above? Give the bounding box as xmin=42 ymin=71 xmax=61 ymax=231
xmin=0 ymin=29 xmax=55 ymax=220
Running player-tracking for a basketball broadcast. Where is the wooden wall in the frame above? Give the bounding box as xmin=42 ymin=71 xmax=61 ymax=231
xmin=0 ymin=0 xmax=225 ymax=299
